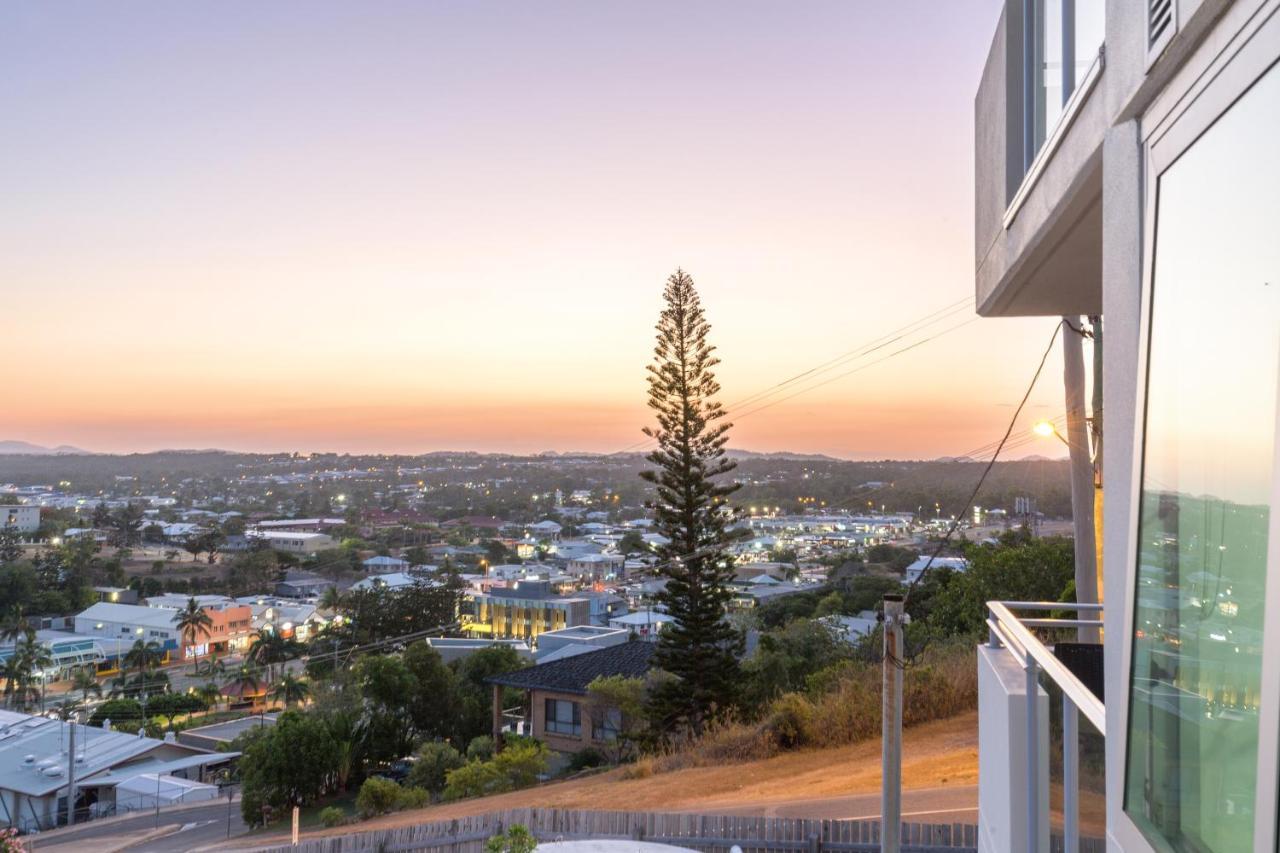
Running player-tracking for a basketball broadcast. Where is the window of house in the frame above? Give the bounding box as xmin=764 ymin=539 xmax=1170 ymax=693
xmin=592 ymin=707 xmax=622 ymax=742
xmin=544 ymin=698 xmax=581 ymax=736
xmin=1124 ymin=60 xmax=1280 ymax=853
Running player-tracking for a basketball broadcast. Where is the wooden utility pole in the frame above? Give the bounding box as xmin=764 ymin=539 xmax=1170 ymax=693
xmin=1063 ymin=317 xmax=1100 ymax=641
xmin=881 ymin=595 xmax=905 ymax=853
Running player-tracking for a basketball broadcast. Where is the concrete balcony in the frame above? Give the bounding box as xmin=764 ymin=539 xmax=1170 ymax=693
xmin=979 ymin=601 xmax=1105 ymax=852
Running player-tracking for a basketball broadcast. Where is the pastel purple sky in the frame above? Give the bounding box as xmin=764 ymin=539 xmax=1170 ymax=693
xmin=0 ymin=1 xmax=1069 ymax=458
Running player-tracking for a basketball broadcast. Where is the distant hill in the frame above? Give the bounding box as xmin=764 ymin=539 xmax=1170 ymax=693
xmin=0 ymin=440 xmax=91 ymax=455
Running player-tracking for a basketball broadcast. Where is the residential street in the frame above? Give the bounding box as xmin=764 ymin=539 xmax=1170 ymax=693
xmin=27 ymin=796 xmax=248 ymax=853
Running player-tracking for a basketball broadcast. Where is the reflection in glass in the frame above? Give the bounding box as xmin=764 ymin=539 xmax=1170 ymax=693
xmin=1124 ymin=65 xmax=1280 ymax=852
xmin=1029 ymin=0 xmax=1104 ymax=156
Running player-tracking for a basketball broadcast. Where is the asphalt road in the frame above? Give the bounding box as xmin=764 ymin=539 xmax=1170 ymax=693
xmin=679 ymin=784 xmax=979 ymax=823
xmin=28 ymin=797 xmax=248 ymax=853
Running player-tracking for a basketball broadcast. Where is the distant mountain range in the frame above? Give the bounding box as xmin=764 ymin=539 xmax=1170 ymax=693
xmin=0 ymin=440 xmax=92 ymax=455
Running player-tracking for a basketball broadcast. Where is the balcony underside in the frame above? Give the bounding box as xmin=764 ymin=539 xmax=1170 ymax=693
xmin=977 ymin=156 xmax=1102 ymax=318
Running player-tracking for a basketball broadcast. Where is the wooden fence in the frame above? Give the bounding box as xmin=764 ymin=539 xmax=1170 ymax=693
xmin=248 ymin=806 xmax=1105 ymax=853
xmin=252 ymin=804 xmax=1111 ymax=850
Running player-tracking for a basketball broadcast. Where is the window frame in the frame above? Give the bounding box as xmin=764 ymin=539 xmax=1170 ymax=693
xmin=544 ymin=697 xmax=582 ymax=737
xmin=1115 ymin=5 xmax=1280 ymax=850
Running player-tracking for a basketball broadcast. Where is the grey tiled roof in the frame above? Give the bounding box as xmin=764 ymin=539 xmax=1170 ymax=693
xmin=487 ymin=640 xmax=655 ymax=695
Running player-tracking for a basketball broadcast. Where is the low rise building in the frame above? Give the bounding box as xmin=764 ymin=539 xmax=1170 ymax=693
xmin=1 ymin=504 xmax=40 ymax=534
xmin=464 ymin=579 xmax=591 ymax=641
xmin=246 ymin=530 xmax=334 ymax=554
xmin=0 ymin=709 xmax=237 ymax=832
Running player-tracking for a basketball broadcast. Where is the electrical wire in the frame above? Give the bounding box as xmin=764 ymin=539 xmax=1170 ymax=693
xmin=902 ymin=320 xmax=1064 ymax=607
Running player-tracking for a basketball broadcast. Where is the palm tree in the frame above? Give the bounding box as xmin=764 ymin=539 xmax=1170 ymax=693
xmin=172 ymin=598 xmax=213 ymax=674
xmin=248 ymin=631 xmax=302 ymax=684
xmin=270 ymin=673 xmax=310 ymax=709
xmin=194 ymin=681 xmax=224 ymax=713
xmin=123 ymin=639 xmax=163 ymax=675
xmin=318 ymin=585 xmax=344 ymax=612
xmin=71 ymin=667 xmax=102 ymax=702
xmin=6 ymin=635 xmax=53 ymax=711
xmin=51 ymin=697 xmax=82 ymax=721
xmin=197 ymin=653 xmax=226 ymax=680
xmin=0 ymin=605 xmax=32 ymax=645
xmin=225 ymin=663 xmax=263 ymax=706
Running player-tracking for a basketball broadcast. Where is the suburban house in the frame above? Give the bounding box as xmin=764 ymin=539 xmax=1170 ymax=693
xmin=972 ymin=1 xmax=1280 ymax=851
xmin=486 ymin=640 xmax=655 ymax=755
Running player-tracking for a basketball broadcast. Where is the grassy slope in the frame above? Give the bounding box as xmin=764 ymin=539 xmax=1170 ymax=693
xmin=224 ymin=711 xmax=979 ymax=849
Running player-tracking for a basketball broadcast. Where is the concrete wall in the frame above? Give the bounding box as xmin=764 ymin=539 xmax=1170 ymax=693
xmin=977 ymin=644 xmax=1049 ymax=853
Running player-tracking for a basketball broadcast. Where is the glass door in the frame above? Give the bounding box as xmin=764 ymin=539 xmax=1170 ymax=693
xmin=1124 ymin=60 xmax=1280 ymax=852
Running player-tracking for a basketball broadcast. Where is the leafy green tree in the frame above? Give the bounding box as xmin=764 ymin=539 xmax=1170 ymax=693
xmin=617 ymin=530 xmax=648 ymax=558
xmin=918 ymin=536 xmax=1075 ymax=638
xmin=87 ymin=697 xmax=144 ymax=729
xmin=147 ymin=692 xmax=207 ymax=729
xmin=403 ymin=641 xmax=460 ymax=739
xmin=452 ymin=645 xmax=524 ymax=743
xmin=0 ymin=529 xmax=22 ymax=564
xmin=585 ymin=675 xmax=648 ymax=761
xmin=640 ymin=269 xmax=743 ymax=736
xmin=109 ymin=503 xmax=146 ymax=548
xmin=239 ymin=711 xmax=340 ymax=824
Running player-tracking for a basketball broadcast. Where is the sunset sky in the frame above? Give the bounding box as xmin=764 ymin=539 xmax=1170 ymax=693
xmin=0 ymin=1 xmax=1070 ymax=458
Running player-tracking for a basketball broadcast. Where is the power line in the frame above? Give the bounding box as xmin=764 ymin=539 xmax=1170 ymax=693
xmin=902 ymin=320 xmax=1064 ymax=607
xmin=616 ymin=300 xmax=979 ymax=455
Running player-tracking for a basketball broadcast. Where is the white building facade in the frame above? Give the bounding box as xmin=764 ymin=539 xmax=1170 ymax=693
xmin=974 ymin=1 xmax=1280 ymax=851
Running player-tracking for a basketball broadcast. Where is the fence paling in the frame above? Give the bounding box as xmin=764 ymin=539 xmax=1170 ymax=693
xmin=246 ymin=806 xmax=1109 ymax=853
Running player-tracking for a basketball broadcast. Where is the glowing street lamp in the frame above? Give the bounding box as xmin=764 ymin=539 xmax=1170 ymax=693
xmin=1032 ymin=420 xmax=1069 ymax=447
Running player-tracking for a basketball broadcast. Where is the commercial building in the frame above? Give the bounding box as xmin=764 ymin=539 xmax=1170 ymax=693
xmin=463 ymin=579 xmax=591 ymax=641
xmin=74 ymin=600 xmax=253 ymax=662
xmin=1 ymin=505 xmax=39 ymax=534
xmin=972 ymin=2 xmax=1280 ymax=850
xmin=0 ymin=709 xmax=236 ymax=832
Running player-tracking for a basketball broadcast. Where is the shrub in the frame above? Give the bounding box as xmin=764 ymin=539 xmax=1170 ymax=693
xmin=397 ymin=787 xmax=430 ymax=810
xmin=442 ymin=741 xmax=550 ymax=801
xmin=406 ymin=742 xmax=466 ymax=796
xmin=466 ymin=735 xmax=494 ymax=762
xmin=318 ymin=806 xmax=345 ymax=828
xmin=764 ymin=692 xmax=816 ymax=749
xmin=486 ymin=824 xmax=537 ymax=853
xmin=565 ymin=747 xmax=606 ymax=773
xmin=355 ymin=776 xmax=402 ymax=819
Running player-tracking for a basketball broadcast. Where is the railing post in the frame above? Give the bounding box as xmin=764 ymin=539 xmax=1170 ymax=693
xmin=1025 ymin=652 xmax=1040 ymax=853
xmin=1063 ymin=695 xmax=1079 ymax=853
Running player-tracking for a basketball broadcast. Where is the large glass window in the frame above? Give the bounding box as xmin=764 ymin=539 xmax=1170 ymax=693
xmin=1023 ymin=0 xmax=1105 ymax=172
xmin=1125 ymin=62 xmax=1280 ymax=852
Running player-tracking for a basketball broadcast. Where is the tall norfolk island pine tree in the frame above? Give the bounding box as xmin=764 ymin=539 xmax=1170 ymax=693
xmin=641 ymin=269 xmax=743 ymax=736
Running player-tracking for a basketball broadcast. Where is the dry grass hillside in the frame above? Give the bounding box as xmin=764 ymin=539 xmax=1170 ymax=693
xmin=222 ymin=711 xmax=979 ymax=850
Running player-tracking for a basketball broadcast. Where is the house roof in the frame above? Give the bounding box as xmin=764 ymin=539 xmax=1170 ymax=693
xmin=487 ymin=640 xmax=655 ymax=695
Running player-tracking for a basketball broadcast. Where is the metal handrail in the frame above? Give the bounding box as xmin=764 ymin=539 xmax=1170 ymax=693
xmin=986 ymin=601 xmax=1106 ymax=735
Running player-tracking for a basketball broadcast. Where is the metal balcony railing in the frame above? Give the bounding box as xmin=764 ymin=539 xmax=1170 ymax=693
xmin=985 ymin=601 xmax=1105 ymax=853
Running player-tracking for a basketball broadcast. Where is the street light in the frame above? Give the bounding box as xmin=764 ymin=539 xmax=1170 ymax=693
xmin=1032 ymin=420 xmax=1069 ymax=447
